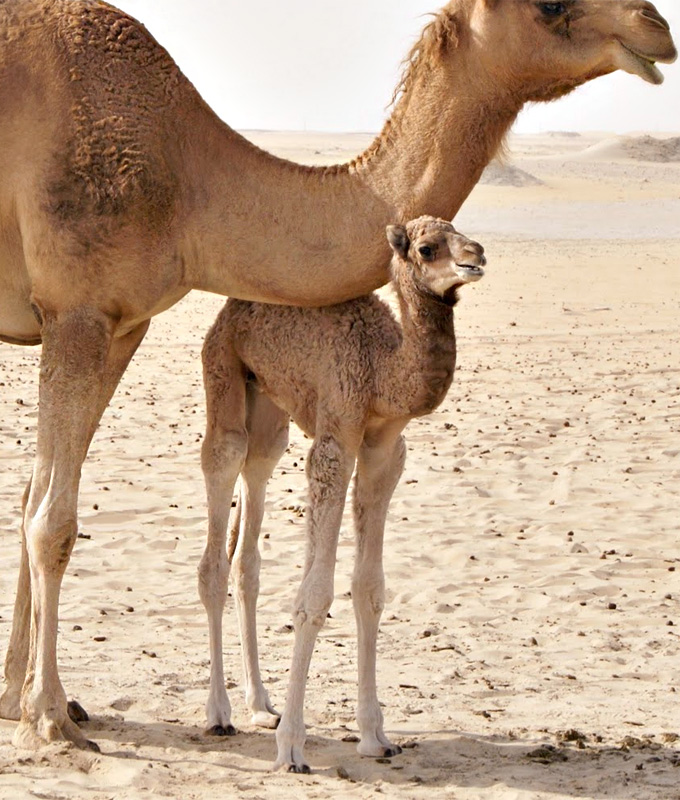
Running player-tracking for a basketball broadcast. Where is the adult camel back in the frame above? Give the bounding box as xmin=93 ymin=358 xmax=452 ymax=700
xmin=0 ymin=0 xmax=675 ymax=750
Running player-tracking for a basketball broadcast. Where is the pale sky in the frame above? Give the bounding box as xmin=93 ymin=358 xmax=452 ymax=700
xmin=116 ymin=0 xmax=679 ymax=135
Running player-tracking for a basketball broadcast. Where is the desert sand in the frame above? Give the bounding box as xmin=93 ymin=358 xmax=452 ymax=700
xmin=1 ymin=131 xmax=679 ymax=799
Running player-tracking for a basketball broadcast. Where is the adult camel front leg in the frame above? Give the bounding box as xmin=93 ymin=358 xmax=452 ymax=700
xmin=0 ymin=483 xmax=32 ymax=722
xmin=11 ymin=311 xmax=148 ymax=749
xmin=274 ymin=431 xmax=356 ymax=773
xmin=232 ymin=387 xmax=288 ymax=729
xmin=1 ymin=320 xmax=149 ymax=728
xmin=352 ymin=426 xmax=406 ymax=758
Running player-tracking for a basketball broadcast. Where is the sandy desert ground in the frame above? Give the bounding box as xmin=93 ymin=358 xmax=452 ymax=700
xmin=1 ymin=130 xmax=679 ymax=799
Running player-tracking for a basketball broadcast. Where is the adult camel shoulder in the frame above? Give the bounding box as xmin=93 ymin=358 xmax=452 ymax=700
xmin=0 ymin=0 xmax=675 ymax=750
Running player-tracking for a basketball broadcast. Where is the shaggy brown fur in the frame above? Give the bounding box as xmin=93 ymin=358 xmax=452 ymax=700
xmin=50 ymin=2 xmax=181 ymax=219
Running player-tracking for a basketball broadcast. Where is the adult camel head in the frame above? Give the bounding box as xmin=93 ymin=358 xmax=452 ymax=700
xmin=458 ymin=0 xmax=676 ymax=101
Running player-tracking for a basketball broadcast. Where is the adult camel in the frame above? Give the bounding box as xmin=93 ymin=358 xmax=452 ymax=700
xmin=0 ymin=0 xmax=675 ymax=751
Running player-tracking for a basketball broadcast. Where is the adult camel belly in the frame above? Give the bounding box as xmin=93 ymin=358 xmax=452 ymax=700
xmin=0 ymin=248 xmax=41 ymax=346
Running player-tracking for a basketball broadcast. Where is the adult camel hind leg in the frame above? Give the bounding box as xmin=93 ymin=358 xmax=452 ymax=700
xmin=1 ymin=320 xmax=149 ymax=728
xmin=351 ymin=423 xmax=406 ymax=758
xmin=198 ymin=335 xmax=248 ymax=736
xmin=12 ymin=308 xmax=149 ymax=750
xmin=231 ymin=385 xmax=288 ymax=729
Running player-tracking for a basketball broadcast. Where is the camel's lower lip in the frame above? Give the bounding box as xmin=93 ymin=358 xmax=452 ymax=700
xmin=456 ymin=264 xmax=485 ymax=281
xmin=617 ymin=42 xmax=665 ymax=84
xmin=457 ymin=264 xmax=483 ymax=272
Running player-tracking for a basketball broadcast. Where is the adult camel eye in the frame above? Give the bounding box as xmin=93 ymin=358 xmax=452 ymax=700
xmin=538 ymin=2 xmax=566 ymax=17
xmin=418 ymin=245 xmax=434 ymax=260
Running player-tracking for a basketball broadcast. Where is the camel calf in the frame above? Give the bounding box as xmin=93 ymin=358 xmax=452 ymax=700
xmin=199 ymin=216 xmax=485 ymax=772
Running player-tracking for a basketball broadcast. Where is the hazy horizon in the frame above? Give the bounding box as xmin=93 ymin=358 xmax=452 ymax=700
xmin=115 ymin=1 xmax=679 ymax=136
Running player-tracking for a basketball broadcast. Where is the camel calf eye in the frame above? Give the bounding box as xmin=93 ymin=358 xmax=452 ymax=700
xmin=418 ymin=245 xmax=433 ymax=259
xmin=538 ymin=2 xmax=566 ymax=17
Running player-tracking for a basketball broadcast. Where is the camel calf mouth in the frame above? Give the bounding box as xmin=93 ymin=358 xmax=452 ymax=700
xmin=453 ymin=263 xmax=485 ymax=283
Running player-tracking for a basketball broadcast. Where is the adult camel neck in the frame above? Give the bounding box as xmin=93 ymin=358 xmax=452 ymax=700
xmin=358 ymin=50 xmax=522 ymax=223
xmin=179 ymin=20 xmax=519 ymax=306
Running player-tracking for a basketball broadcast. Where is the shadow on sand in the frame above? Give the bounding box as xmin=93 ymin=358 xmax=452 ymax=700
xmin=66 ymin=715 xmax=680 ymax=798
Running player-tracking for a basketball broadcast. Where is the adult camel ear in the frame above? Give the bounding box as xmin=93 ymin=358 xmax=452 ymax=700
xmin=386 ymin=225 xmax=409 ymax=259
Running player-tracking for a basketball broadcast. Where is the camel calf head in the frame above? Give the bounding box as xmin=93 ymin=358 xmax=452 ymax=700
xmin=387 ymin=216 xmax=486 ymax=301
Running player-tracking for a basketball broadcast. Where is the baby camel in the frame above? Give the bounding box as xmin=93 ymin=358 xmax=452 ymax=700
xmin=199 ymin=216 xmax=485 ymax=772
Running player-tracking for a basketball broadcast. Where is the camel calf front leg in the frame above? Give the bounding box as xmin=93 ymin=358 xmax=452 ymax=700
xmin=274 ymin=433 xmax=355 ymax=773
xmin=352 ymin=431 xmax=406 ymax=758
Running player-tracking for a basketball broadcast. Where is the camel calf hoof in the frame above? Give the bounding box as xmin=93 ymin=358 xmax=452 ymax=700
xmin=357 ymin=740 xmax=403 ymax=758
xmin=251 ymin=710 xmax=281 ymax=729
xmin=83 ymin=738 xmax=101 ymax=753
xmin=285 ymin=762 xmax=311 ymax=774
xmin=67 ymin=700 xmax=89 ymax=724
xmin=206 ymin=723 xmax=237 ymax=737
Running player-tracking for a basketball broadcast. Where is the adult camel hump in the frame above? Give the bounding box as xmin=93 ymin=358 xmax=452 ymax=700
xmin=0 ymin=0 xmax=675 ymax=750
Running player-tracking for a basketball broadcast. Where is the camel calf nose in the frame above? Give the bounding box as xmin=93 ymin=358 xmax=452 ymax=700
xmin=463 ymin=241 xmax=485 ymax=263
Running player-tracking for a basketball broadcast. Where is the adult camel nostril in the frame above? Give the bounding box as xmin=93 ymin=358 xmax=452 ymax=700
xmin=638 ymin=3 xmax=671 ymax=32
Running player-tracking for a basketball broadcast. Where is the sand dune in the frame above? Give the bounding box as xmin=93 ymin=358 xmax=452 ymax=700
xmin=571 ymin=134 xmax=680 ymax=163
xmin=1 ymin=131 xmax=679 ymax=800
xmin=479 ymin=161 xmax=543 ymax=187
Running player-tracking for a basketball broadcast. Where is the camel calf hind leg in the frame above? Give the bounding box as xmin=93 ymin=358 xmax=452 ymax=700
xmin=352 ymin=430 xmax=406 ymax=758
xmin=232 ymin=388 xmax=289 ymax=729
xmin=199 ymin=341 xmax=247 ymax=736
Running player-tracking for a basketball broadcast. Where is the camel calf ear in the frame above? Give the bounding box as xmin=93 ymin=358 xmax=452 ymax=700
xmin=386 ymin=225 xmax=409 ymax=259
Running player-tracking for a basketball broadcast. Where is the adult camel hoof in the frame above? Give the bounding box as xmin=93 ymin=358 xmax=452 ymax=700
xmin=67 ymin=700 xmax=89 ymax=724
xmin=13 ymin=713 xmax=99 ymax=752
xmin=206 ymin=723 xmax=237 ymax=737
